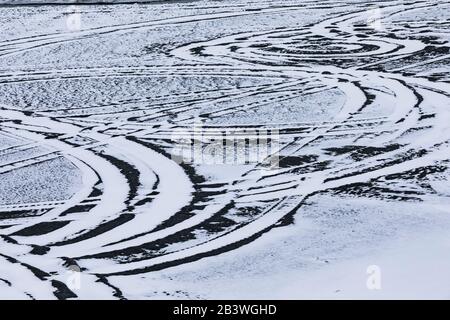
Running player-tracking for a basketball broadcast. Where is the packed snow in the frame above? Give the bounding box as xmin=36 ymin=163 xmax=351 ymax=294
xmin=0 ymin=0 xmax=449 ymax=299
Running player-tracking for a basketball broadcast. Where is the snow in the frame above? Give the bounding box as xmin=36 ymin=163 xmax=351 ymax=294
xmin=0 ymin=0 xmax=449 ymax=299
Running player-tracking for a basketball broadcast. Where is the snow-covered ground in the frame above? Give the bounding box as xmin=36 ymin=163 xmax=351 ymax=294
xmin=0 ymin=0 xmax=449 ymax=299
